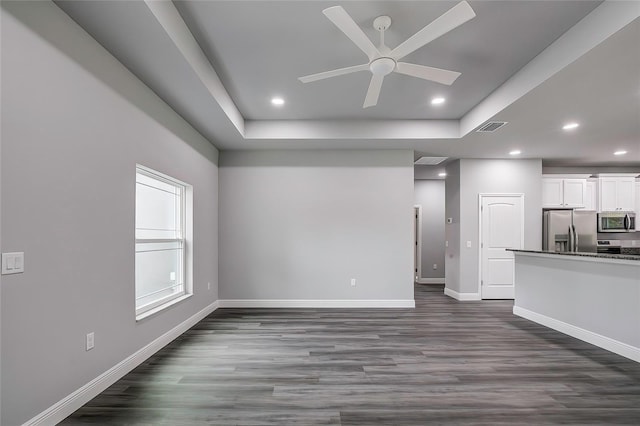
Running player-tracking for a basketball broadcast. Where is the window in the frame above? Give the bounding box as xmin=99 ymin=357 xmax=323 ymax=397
xmin=135 ymin=165 xmax=192 ymax=318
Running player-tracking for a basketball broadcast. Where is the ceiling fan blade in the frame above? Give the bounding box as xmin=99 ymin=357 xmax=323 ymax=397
xmin=299 ymin=63 xmax=369 ymax=83
xmin=323 ymin=6 xmax=380 ymax=61
xmin=395 ymin=62 xmax=461 ymax=85
xmin=363 ymin=74 xmax=384 ymax=108
xmin=390 ymin=1 xmax=476 ymax=60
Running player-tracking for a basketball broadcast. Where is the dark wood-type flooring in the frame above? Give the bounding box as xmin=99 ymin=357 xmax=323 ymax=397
xmin=62 ymin=284 xmax=640 ymax=425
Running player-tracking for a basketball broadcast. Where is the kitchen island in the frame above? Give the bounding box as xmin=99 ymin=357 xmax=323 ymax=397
xmin=510 ymin=250 xmax=640 ymax=362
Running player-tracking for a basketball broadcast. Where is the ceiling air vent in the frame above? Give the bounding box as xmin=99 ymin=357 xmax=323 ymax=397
xmin=476 ymin=121 xmax=508 ymax=132
xmin=414 ymin=157 xmax=448 ymax=165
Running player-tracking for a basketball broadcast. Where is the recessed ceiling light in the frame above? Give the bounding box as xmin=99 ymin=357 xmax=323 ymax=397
xmin=438 ymin=172 xmax=447 ymax=177
xmin=614 ymin=150 xmax=627 ymax=156
xmin=431 ymin=97 xmax=445 ymax=105
xmin=562 ymin=122 xmax=579 ymax=130
xmin=271 ymin=97 xmax=285 ymax=106
xmin=509 ymin=150 xmax=521 ymax=156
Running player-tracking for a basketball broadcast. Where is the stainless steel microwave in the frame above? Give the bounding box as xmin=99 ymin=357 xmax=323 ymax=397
xmin=597 ymin=212 xmax=636 ymax=232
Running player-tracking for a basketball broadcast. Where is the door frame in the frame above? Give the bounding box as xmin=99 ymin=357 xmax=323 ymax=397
xmin=414 ymin=205 xmax=422 ymax=281
xmin=477 ymin=193 xmax=525 ymax=298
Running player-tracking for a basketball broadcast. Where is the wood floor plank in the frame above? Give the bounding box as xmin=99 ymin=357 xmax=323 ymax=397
xmin=61 ymin=284 xmax=640 ymax=425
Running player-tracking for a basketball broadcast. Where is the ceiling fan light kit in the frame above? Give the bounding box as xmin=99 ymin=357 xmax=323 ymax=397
xmin=370 ymin=57 xmax=396 ymax=77
xmin=298 ymin=1 xmax=476 ymax=108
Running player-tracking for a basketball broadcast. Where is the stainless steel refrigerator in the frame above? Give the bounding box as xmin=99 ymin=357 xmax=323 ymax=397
xmin=543 ymin=210 xmax=597 ymax=253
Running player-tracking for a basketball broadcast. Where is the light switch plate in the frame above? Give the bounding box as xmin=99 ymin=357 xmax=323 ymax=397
xmin=86 ymin=332 xmax=95 ymax=351
xmin=2 ymin=252 xmax=24 ymax=275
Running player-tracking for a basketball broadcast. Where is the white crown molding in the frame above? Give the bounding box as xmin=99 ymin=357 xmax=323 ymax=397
xmin=23 ymin=301 xmax=219 ymax=426
xmin=218 ymin=299 xmax=415 ymax=308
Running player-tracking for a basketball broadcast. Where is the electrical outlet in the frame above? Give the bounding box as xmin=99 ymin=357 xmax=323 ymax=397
xmin=466 ymin=241 xmax=472 ymax=248
xmin=350 ymin=278 xmax=356 ymax=287
xmin=169 ymin=271 xmax=176 ymax=281
xmin=86 ymin=332 xmax=95 ymax=351
xmin=433 ymin=264 xmax=437 ymax=270
xmin=207 ymin=282 xmax=211 ymax=290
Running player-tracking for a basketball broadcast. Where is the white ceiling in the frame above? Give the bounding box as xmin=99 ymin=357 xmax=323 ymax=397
xmin=56 ymin=1 xmax=640 ymax=167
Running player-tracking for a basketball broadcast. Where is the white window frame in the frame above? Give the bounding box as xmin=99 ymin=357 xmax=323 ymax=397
xmin=135 ymin=165 xmax=193 ymax=320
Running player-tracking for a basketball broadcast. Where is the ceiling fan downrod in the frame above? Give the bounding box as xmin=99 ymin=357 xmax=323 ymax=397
xmin=371 ymin=15 xmax=395 ymax=76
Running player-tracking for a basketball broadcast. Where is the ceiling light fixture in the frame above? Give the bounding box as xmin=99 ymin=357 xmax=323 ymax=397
xmin=562 ymin=122 xmax=579 ymax=130
xmin=438 ymin=172 xmax=447 ymax=177
xmin=614 ymin=150 xmax=627 ymax=156
xmin=431 ymin=97 xmax=446 ymax=105
xmin=509 ymin=150 xmax=521 ymax=156
xmin=271 ymin=97 xmax=285 ymax=106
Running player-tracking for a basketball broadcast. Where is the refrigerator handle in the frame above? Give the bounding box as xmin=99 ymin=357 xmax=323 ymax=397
xmin=573 ymin=225 xmax=578 ymax=252
xmin=568 ymin=225 xmax=574 ymax=252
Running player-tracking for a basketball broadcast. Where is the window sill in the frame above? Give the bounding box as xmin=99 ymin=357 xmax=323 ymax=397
xmin=136 ymin=293 xmax=192 ymax=322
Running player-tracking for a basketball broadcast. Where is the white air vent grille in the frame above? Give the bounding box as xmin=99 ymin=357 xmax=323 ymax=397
xmin=414 ymin=156 xmax=448 ymax=165
xmin=476 ymin=121 xmax=508 ymax=132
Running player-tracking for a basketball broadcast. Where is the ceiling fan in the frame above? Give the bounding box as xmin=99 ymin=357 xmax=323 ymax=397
xmin=298 ymin=1 xmax=476 ymax=108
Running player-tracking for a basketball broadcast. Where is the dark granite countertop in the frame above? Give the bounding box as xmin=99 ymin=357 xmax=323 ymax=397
xmin=507 ymin=249 xmax=640 ymax=262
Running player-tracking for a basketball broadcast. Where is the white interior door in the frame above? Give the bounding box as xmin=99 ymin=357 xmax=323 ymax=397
xmin=480 ymin=195 xmax=524 ymax=299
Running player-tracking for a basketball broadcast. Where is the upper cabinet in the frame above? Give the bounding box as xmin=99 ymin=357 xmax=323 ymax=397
xmin=598 ymin=175 xmax=636 ymax=212
xmin=542 ymin=177 xmax=587 ymax=208
xmin=543 ymin=174 xmax=639 ymax=212
xmin=580 ymin=178 xmax=598 ymax=211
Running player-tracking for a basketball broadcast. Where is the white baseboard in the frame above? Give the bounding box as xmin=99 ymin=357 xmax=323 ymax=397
xmin=218 ymin=299 xmax=415 ymax=308
xmin=443 ymin=287 xmax=481 ymax=301
xmin=513 ymin=305 xmax=640 ymax=363
xmin=24 ymin=300 xmax=219 ymax=426
xmin=416 ymin=278 xmax=445 ymax=284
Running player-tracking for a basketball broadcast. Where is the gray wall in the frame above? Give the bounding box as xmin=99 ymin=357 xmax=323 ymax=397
xmin=219 ymin=150 xmax=415 ymax=301
xmin=1 ymin=3 xmax=219 ymax=424
xmin=444 ymin=161 xmax=461 ymax=292
xmin=446 ymin=159 xmax=543 ymax=295
xmin=413 ymin=180 xmax=445 ymax=280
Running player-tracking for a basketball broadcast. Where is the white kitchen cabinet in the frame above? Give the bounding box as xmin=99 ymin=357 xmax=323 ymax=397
xmin=542 ymin=178 xmax=563 ymax=207
xmin=563 ymin=179 xmax=588 ymax=207
xmin=598 ymin=176 xmax=636 ymax=212
xmin=578 ymin=178 xmax=598 ymax=211
xmin=542 ymin=177 xmax=586 ymax=208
